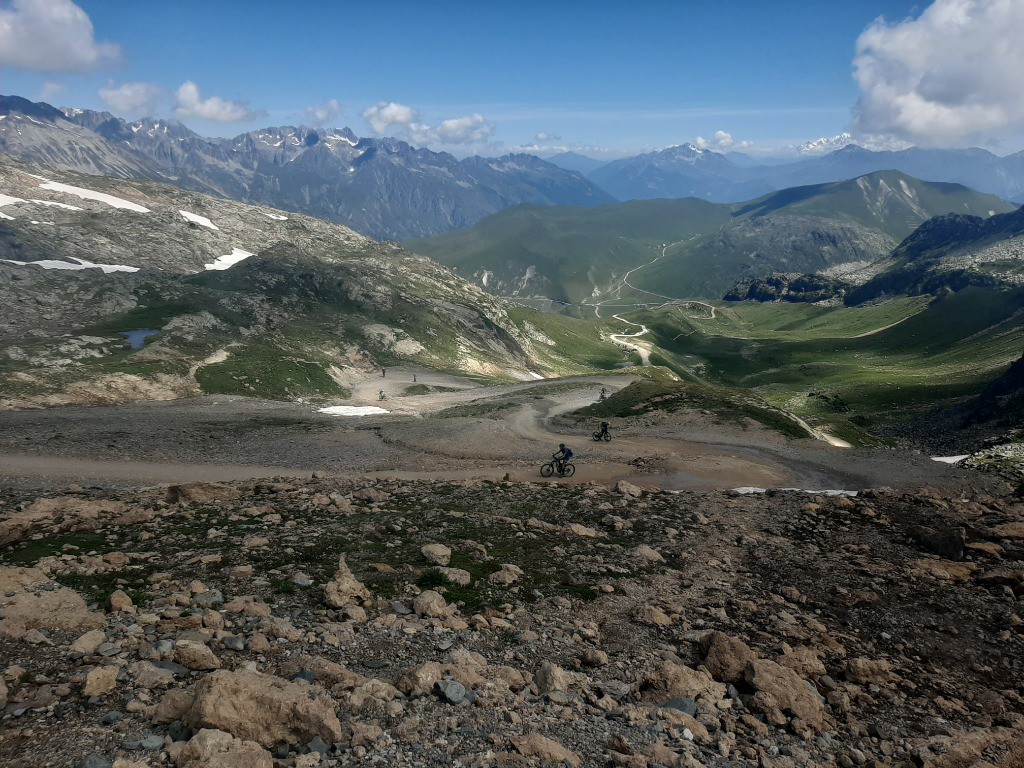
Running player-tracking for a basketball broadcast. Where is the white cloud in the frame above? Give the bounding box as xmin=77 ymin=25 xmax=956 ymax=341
xmin=535 ymin=131 xmax=562 ymax=142
xmin=362 ymin=101 xmax=418 ymax=135
xmin=693 ymin=130 xmax=749 ymax=151
xmin=40 ymin=81 xmax=66 ymax=103
xmin=99 ymin=81 xmax=163 ymax=116
xmin=853 ymin=0 xmax=1024 ymax=145
xmin=304 ymin=99 xmax=342 ymax=126
xmin=174 ymin=81 xmax=264 ymax=122
xmin=362 ymin=101 xmax=495 ymax=146
xmin=0 ymin=0 xmax=121 ymax=72
xmin=413 ymin=113 xmax=495 ymax=145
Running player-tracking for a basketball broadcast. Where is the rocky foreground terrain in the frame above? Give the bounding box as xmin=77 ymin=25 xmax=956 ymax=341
xmin=2 ymin=475 xmax=1023 ymax=767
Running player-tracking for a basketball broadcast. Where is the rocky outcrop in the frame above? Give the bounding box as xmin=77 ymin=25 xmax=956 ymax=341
xmin=185 ymin=669 xmax=343 ymax=749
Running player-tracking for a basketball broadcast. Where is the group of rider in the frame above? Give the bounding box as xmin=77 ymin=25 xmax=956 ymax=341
xmin=550 ymin=387 xmax=611 ymax=474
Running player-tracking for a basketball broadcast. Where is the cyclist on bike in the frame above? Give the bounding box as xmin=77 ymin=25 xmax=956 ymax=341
xmin=553 ymin=443 xmax=573 ymax=474
xmin=598 ymin=421 xmax=610 ymax=437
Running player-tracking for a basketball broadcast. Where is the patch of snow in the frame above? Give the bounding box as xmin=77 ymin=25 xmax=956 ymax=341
xmin=204 ymin=247 xmax=254 ymax=270
xmin=29 ymin=220 xmax=54 ymax=225
xmin=932 ymin=455 xmax=969 ymax=464
xmin=989 ymin=210 xmax=996 ymax=216
xmin=0 ymin=193 xmax=27 ymax=207
xmin=0 ymin=211 xmax=13 ymax=220
xmin=179 ymin=210 xmax=220 ymax=230
xmin=732 ymin=487 xmax=858 ymax=497
xmin=318 ymin=405 xmax=390 ymax=416
xmin=264 ymin=213 xmax=288 ymax=221
xmin=527 ymin=371 xmax=545 ymax=380
xmin=1 ymin=256 xmax=138 ymax=273
xmin=30 ymin=199 xmax=83 ymax=210
xmin=39 ymin=182 xmax=151 ymax=213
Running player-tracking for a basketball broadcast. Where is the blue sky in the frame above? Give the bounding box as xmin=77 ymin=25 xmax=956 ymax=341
xmin=3 ymin=0 xmax=1024 ymax=158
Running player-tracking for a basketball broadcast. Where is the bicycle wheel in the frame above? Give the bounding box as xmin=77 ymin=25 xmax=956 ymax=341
xmin=540 ymin=462 xmax=554 ymax=477
xmin=602 ymin=432 xmax=611 ymax=442
xmin=593 ymin=432 xmax=602 ymax=441
xmin=562 ymin=463 xmax=576 ymax=477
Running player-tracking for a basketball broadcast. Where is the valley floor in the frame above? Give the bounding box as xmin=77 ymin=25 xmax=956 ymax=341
xmin=0 ymin=371 xmax=987 ymax=494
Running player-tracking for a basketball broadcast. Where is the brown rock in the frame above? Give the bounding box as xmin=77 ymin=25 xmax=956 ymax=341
xmin=488 ymin=563 xmax=524 ymax=585
xmin=643 ymin=661 xmax=725 ymax=703
xmin=396 ymin=662 xmax=445 ymax=696
xmin=701 ymin=632 xmax=757 ymax=683
xmin=413 ymin=590 xmax=449 ymax=618
xmin=70 ymin=629 xmax=106 ymax=655
xmin=176 ymin=728 xmax=272 ymax=768
xmin=323 ymin=557 xmax=371 ymax=608
xmin=634 ymin=605 xmax=673 ymax=627
xmin=421 ymin=543 xmax=452 ymax=566
xmin=166 ymin=483 xmax=241 ymax=504
xmin=845 ymin=657 xmax=896 ymax=685
xmin=154 ymin=689 xmax=196 ymax=724
xmin=174 ymin=640 xmax=221 ymax=671
xmin=511 ymin=733 xmax=582 ymax=766
xmin=745 ymin=659 xmax=829 ymax=736
xmin=108 ymin=589 xmax=136 ymax=614
xmin=186 ymin=669 xmax=343 ymax=748
xmin=776 ymin=646 xmax=827 ymax=679
xmin=83 ymin=665 xmax=119 ymax=697
xmin=535 ymin=661 xmax=574 ymax=694
xmin=0 ymin=576 xmax=104 ymax=638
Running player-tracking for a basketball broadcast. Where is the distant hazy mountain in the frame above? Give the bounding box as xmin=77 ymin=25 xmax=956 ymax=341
xmin=544 ymin=151 xmax=608 ymax=176
xmin=580 ymin=137 xmax=1024 ymax=204
xmin=588 ymin=143 xmax=771 ymax=202
xmin=0 ymin=95 xmax=615 ymax=240
xmin=410 ymin=170 xmax=1016 ymax=303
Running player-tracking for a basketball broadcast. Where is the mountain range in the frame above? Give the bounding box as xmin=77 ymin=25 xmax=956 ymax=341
xmin=0 ymin=95 xmax=613 ymax=241
xmin=586 ymin=142 xmax=1024 ymax=204
xmin=409 ymin=170 xmax=1016 ymax=303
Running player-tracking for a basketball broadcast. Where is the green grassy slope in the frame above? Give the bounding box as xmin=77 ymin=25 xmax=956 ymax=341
xmin=411 ymin=171 xmax=1015 ymax=304
xmin=634 ymin=287 xmax=1024 ymax=443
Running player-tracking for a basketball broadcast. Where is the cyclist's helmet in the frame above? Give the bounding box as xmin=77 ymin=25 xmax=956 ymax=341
xmin=559 ymin=443 xmax=565 ymax=449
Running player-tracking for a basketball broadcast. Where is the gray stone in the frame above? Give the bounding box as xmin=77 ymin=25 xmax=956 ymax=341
xmin=660 ymin=697 xmax=697 ymax=716
xmin=192 ymin=589 xmax=225 ymax=608
xmin=223 ymin=635 xmax=246 ymax=651
xmin=75 ymin=756 xmax=111 ymax=768
xmin=435 ymin=679 xmax=467 ymax=704
xmin=307 ymin=736 xmax=331 ymax=754
xmin=100 ymin=710 xmax=124 ymax=725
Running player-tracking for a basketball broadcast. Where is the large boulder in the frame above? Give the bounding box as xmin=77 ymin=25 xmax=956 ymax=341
xmin=745 ymin=659 xmax=829 ymax=737
xmin=701 ymin=632 xmax=758 ymax=684
xmin=185 ymin=669 xmax=343 ymax=748
xmin=0 ymin=568 xmax=104 ymax=638
xmin=642 ymin=660 xmax=726 ymax=704
xmin=175 ymin=728 xmax=272 ymax=768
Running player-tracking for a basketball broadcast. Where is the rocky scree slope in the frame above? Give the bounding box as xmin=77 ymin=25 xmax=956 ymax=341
xmin=0 ymin=96 xmax=615 ymax=240
xmin=1 ymin=477 xmax=1023 ymax=767
xmin=0 ymin=157 xmax=560 ymax=408
xmin=846 ymin=206 xmax=1024 ymax=304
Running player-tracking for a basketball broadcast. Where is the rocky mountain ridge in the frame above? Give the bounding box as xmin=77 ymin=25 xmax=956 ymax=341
xmin=0 ymin=155 xmax=579 ymax=408
xmin=0 ymin=96 xmax=614 ymax=241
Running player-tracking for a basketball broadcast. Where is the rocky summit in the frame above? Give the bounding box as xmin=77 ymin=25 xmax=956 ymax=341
xmin=1 ymin=475 xmax=1023 ymax=767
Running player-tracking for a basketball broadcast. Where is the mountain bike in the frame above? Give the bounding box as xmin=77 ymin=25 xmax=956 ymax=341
xmin=540 ymin=460 xmax=576 ymax=478
xmin=593 ymin=429 xmax=611 ymax=442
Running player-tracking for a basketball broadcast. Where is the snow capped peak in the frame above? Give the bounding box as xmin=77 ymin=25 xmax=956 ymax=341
xmin=798 ymin=133 xmax=855 ymax=156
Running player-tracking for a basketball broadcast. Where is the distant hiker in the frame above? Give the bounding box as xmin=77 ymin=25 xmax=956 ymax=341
xmin=553 ymin=443 xmax=573 ymax=474
xmin=413 ymin=373 xmax=417 ymax=382
xmin=599 ymin=387 xmax=607 ymax=401
xmin=382 ymin=368 xmax=386 ymax=378
xmin=379 ymin=389 xmax=387 ymax=401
